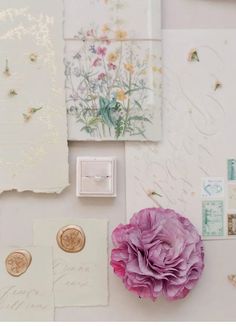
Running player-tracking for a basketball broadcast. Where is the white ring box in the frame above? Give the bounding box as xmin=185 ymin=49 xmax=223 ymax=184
xmin=76 ymin=157 xmax=116 ymax=197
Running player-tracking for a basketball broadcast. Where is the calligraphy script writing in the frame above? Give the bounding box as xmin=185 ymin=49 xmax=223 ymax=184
xmin=54 ymin=258 xmax=91 ymax=287
xmin=0 ymin=285 xmax=49 ymax=311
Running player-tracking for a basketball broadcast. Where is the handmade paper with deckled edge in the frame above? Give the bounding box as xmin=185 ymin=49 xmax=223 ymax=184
xmin=33 ymin=218 xmax=108 ymax=307
xmin=0 ymin=247 xmax=54 ymax=321
xmin=64 ymin=0 xmax=162 ymax=142
xmin=0 ymin=0 xmax=69 ymax=193
xmin=126 ymin=29 xmax=236 ymax=240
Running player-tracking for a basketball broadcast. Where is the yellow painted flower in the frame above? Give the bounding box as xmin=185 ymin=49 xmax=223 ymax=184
xmin=124 ymin=63 xmax=134 ymax=74
xmin=102 ymin=24 xmax=110 ymax=33
xmin=140 ymin=69 xmax=147 ymax=75
xmin=108 ymin=52 xmax=119 ymax=62
xmin=115 ymin=29 xmax=128 ymax=40
xmin=152 ymin=66 xmax=161 ymax=73
xmin=116 ymin=89 xmax=127 ymax=101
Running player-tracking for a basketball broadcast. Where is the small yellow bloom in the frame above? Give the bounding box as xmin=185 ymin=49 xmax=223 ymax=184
xmin=115 ymin=29 xmax=128 ymax=40
xmin=152 ymin=66 xmax=161 ymax=73
xmin=102 ymin=24 xmax=110 ymax=33
xmin=29 ymin=53 xmax=38 ymax=62
xmin=116 ymin=90 xmax=127 ymax=101
xmin=140 ymin=69 xmax=147 ymax=75
xmin=107 ymin=52 xmax=119 ymax=62
xmin=124 ymin=63 xmax=134 ymax=74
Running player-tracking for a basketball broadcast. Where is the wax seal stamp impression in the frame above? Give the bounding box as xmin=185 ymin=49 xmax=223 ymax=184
xmin=56 ymin=225 xmax=86 ymax=253
xmin=5 ymin=250 xmax=32 ymax=277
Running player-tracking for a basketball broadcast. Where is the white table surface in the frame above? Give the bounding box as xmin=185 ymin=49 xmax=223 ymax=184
xmin=1 ymin=0 xmax=236 ymax=321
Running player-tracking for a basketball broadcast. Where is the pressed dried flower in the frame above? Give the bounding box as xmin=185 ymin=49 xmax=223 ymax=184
xmin=228 ymin=274 xmax=236 ymax=287
xmin=188 ymin=48 xmax=199 ymax=62
xmin=23 ymin=107 xmax=42 ymax=122
xmin=8 ymin=89 xmax=18 ymax=97
xmin=23 ymin=113 xmax=31 ymax=122
xmin=147 ymin=190 xmax=162 ymax=197
xmin=3 ymin=59 xmax=11 ymax=77
xmin=214 ymin=80 xmax=222 ymax=91
xmin=29 ymin=53 xmax=38 ymax=62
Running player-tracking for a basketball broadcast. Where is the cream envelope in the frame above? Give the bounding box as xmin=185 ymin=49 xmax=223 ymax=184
xmin=126 ymin=29 xmax=236 ymax=239
xmin=0 ymin=247 xmax=54 ymax=321
xmin=64 ymin=0 xmax=161 ymax=40
xmin=0 ymin=0 xmax=69 ymax=193
xmin=33 ymin=219 xmax=108 ymax=307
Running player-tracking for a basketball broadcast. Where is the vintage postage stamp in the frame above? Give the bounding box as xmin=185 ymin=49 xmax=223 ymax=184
xmin=202 ymin=178 xmax=224 ymax=198
xmin=202 ymin=200 xmax=224 ymax=237
xmin=228 ymin=184 xmax=236 ymax=209
xmin=228 ymin=214 xmax=236 ymax=236
xmin=228 ymin=159 xmax=236 ymax=181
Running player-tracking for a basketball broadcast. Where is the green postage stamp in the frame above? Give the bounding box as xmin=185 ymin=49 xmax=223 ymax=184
xmin=202 ymin=200 xmax=224 ymax=237
xmin=228 ymin=159 xmax=236 ymax=181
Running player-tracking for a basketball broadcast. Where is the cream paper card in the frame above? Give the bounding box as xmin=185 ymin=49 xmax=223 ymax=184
xmin=126 ymin=29 xmax=236 ymax=239
xmin=0 ymin=0 xmax=69 ymax=193
xmin=34 ymin=219 xmax=108 ymax=307
xmin=0 ymin=247 xmax=54 ymax=321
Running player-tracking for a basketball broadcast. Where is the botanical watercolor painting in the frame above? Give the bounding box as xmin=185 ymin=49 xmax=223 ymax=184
xmin=65 ymin=40 xmax=162 ymax=140
xmin=64 ymin=0 xmax=162 ymax=141
xmin=64 ymin=0 xmax=161 ymax=40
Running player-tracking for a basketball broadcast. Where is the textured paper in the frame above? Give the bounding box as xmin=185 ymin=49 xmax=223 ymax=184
xmin=0 ymin=247 xmax=54 ymax=321
xmin=126 ymin=30 xmax=236 ymax=239
xmin=65 ymin=40 xmax=161 ymax=141
xmin=34 ymin=219 xmax=108 ymax=307
xmin=0 ymin=0 xmax=69 ymax=193
xmin=64 ymin=0 xmax=161 ymax=40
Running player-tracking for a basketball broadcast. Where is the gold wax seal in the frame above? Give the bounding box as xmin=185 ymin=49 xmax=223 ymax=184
xmin=56 ymin=225 xmax=86 ymax=253
xmin=5 ymin=250 xmax=32 ymax=277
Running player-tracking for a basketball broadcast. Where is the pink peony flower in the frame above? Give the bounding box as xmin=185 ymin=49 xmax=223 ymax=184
xmin=97 ymin=46 xmax=107 ymax=57
xmin=111 ymin=208 xmax=204 ymax=301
